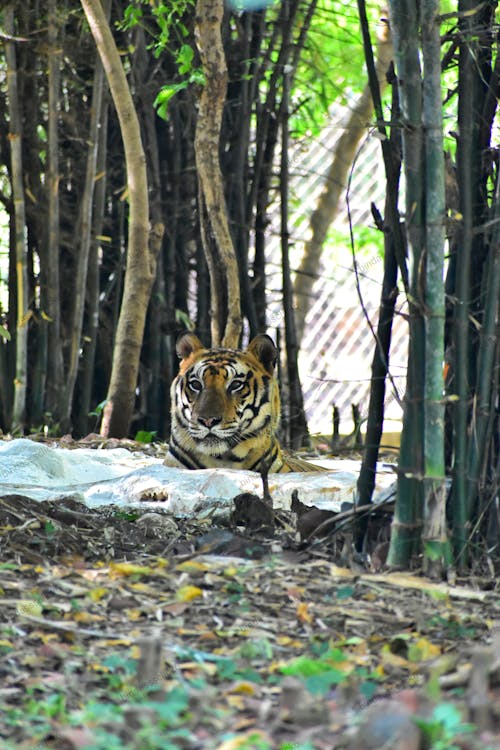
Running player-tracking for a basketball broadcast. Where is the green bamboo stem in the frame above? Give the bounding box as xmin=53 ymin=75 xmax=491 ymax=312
xmin=387 ymin=0 xmax=425 ymax=566
xmin=5 ymin=6 xmax=29 ymax=431
xmin=421 ymin=0 xmax=449 ymax=576
xmin=452 ymin=0 xmax=477 ymax=565
xmin=465 ymin=180 xmax=500 ymax=517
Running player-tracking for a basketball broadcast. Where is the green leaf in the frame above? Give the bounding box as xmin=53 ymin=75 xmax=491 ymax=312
xmin=176 ymin=44 xmax=194 ymax=75
xmin=215 ymin=658 xmax=262 ymax=683
xmin=175 ymin=309 xmax=195 ymax=330
xmin=143 ymin=686 xmax=189 ymax=723
xmin=101 ymin=654 xmax=137 ymax=674
xmin=114 ymin=510 xmax=140 ymax=522
xmin=123 ymin=4 xmax=143 ymax=28
xmin=44 ymin=520 xmax=56 ymax=535
xmin=432 ymin=702 xmax=474 ymax=734
xmin=189 ymin=68 xmax=206 ymax=86
xmin=359 ymin=679 xmax=378 ymax=701
xmin=88 ymin=399 xmax=107 ymax=418
xmin=0 ymin=325 xmax=11 ymax=341
xmin=304 ymin=669 xmax=347 ymax=694
xmin=415 ymin=702 xmax=475 ymax=745
xmin=281 ymin=648 xmax=346 ymax=678
xmin=135 ymin=429 xmax=156 ymax=444
xmin=336 ymin=585 xmax=355 ymax=599
xmin=154 ymin=82 xmax=189 ymax=120
xmin=238 ymin=638 xmax=274 ymax=660
xmin=85 ymin=728 xmax=124 ymax=750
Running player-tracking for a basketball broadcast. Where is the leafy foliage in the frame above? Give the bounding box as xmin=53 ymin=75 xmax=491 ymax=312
xmin=290 ymin=0 xmax=382 ymax=137
xmin=415 ymin=703 xmax=475 ymax=749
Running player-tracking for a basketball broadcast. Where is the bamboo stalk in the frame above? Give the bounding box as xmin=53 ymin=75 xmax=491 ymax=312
xmin=5 ymin=6 xmax=28 ymax=431
xmin=44 ymin=0 xmax=63 ymax=424
xmin=63 ymin=3 xmax=107 ymax=431
xmin=280 ymin=2 xmax=307 ymax=450
xmin=421 ymin=0 xmax=450 ymax=577
xmin=387 ymin=0 xmax=426 ymax=566
xmin=75 ymin=94 xmax=109 ymax=437
xmin=452 ymin=0 xmax=478 ymax=565
xmin=465 ymin=179 xmax=500 ymax=518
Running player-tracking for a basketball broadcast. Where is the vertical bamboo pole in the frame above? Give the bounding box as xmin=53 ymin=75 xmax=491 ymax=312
xmin=5 ymin=6 xmax=28 ymax=431
xmin=466 ymin=180 xmax=500 ymax=517
xmin=452 ymin=0 xmax=492 ymax=566
xmin=280 ymin=0 xmax=308 ymax=449
xmin=387 ymin=0 xmax=426 ymax=566
xmin=62 ymin=0 xmax=108 ymax=430
xmin=421 ymin=0 xmax=450 ymax=577
xmin=44 ymin=0 xmax=63 ymax=424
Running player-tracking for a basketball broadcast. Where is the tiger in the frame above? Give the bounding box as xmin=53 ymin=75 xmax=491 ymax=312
xmin=165 ymin=332 xmax=325 ymax=473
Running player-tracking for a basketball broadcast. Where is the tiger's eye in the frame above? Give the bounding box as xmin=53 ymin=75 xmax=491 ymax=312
xmin=228 ymin=380 xmax=244 ymax=393
xmin=188 ymin=378 xmax=202 ymax=392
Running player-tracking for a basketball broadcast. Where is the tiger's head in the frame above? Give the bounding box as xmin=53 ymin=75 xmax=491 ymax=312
xmin=168 ymin=333 xmax=282 ymax=471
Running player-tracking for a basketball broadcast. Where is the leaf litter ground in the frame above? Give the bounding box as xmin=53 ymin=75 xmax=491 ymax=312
xmin=0 ymin=439 xmax=499 ymax=750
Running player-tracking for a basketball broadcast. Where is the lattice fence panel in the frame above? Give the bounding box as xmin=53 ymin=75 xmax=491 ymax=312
xmin=266 ymin=117 xmax=407 ymax=435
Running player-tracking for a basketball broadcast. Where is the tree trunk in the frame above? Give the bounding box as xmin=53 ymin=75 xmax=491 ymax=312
xmin=293 ymin=19 xmax=393 ymax=344
xmin=80 ymin=0 xmax=163 ymax=438
xmin=194 ymin=0 xmax=241 ymax=348
xmin=5 ymin=6 xmax=28 ymax=432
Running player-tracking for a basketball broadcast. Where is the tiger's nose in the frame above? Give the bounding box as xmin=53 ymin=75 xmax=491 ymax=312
xmin=198 ymin=416 xmax=222 ymax=429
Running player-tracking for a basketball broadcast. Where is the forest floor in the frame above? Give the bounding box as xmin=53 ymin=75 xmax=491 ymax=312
xmin=0 ymin=438 xmax=499 ymax=750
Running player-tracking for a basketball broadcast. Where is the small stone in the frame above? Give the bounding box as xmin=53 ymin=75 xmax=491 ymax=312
xmin=351 ymin=698 xmax=421 ymax=750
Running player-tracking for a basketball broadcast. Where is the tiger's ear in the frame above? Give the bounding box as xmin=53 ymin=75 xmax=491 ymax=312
xmin=247 ymin=334 xmax=278 ymax=374
xmin=176 ymin=333 xmax=205 ymax=361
